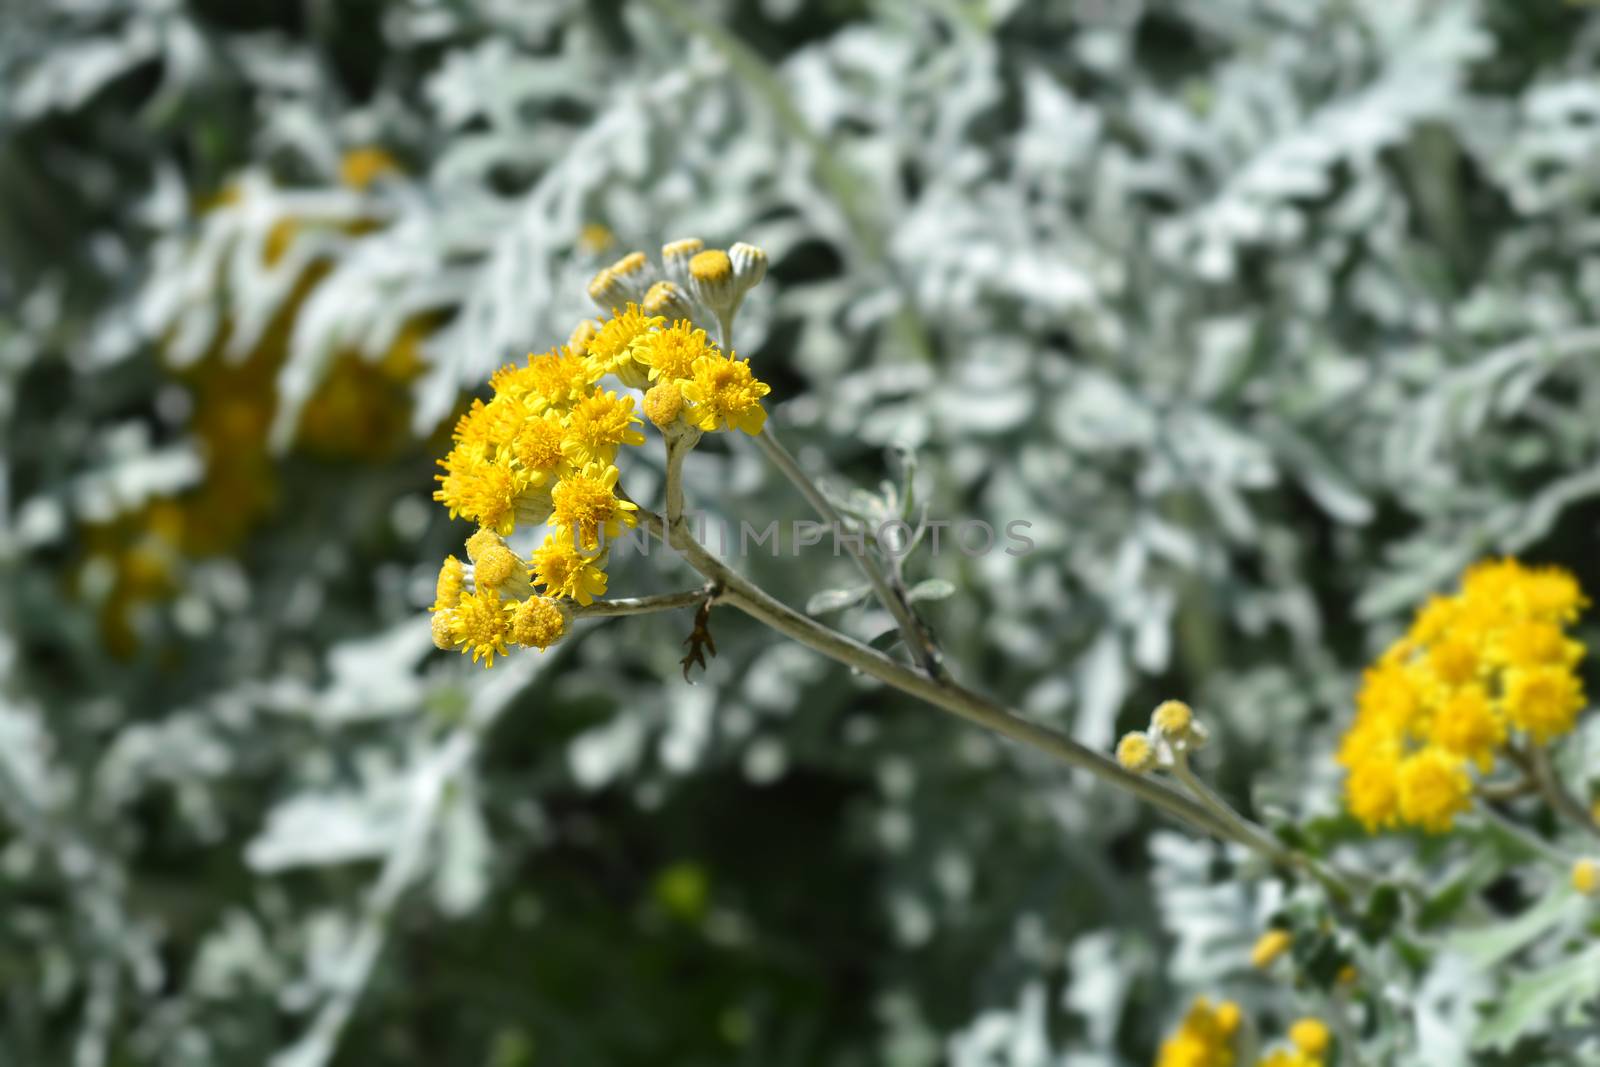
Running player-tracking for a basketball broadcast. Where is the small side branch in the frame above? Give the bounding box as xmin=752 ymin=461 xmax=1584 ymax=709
xmin=752 ymin=426 xmax=946 ymax=680
xmin=571 ymin=587 xmax=712 ymax=619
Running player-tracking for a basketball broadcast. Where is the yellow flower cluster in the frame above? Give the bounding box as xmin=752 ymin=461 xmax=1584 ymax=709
xmin=1338 ymin=559 xmax=1588 ymax=833
xmin=1155 ymin=999 xmax=1328 ymax=1067
xmin=429 ymin=242 xmax=772 ymax=666
xmin=1157 ymin=998 xmax=1241 ymax=1067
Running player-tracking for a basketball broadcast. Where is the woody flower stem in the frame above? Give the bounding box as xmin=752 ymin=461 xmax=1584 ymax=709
xmin=641 ymin=454 xmax=1254 ymax=852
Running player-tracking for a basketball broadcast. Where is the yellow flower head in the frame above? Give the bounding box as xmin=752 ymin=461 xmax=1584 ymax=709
xmin=1502 ymin=664 xmax=1586 ymax=743
xmin=532 ymin=534 xmax=609 ymax=606
xmin=510 ymin=596 xmax=567 ymax=651
xmin=1343 ymin=756 xmax=1400 ymax=832
xmin=681 ymin=351 xmax=771 ymax=435
xmin=1250 ymin=928 xmax=1292 ymax=969
xmin=632 ymin=319 xmax=713 ymax=383
xmin=492 ymin=348 xmax=597 ymax=414
xmin=511 ymin=408 xmax=569 ymax=483
xmin=450 ymin=398 xmax=498 ymax=458
xmin=1288 ymin=1019 xmax=1330 ymax=1058
xmin=1397 ymin=749 xmax=1472 ymax=833
xmin=562 ymin=389 xmax=646 ymax=467
xmin=434 ymin=555 xmax=466 ymax=611
xmin=434 ymin=451 xmax=530 ymax=536
xmin=1116 ymin=732 xmax=1156 ymax=773
xmin=550 ymin=462 xmax=638 ymax=551
xmin=585 ymin=304 xmax=663 ymax=388
xmin=1157 ymin=997 xmax=1240 ymax=1067
xmin=440 ymin=588 xmax=512 ymax=666
xmin=1429 ymin=685 xmax=1504 ymax=771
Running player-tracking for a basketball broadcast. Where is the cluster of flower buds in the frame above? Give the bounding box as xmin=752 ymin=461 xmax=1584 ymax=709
xmin=428 ymin=237 xmax=772 ymax=667
xmin=587 ymin=238 xmax=767 ymax=329
xmin=1116 ymin=699 xmax=1210 ymax=774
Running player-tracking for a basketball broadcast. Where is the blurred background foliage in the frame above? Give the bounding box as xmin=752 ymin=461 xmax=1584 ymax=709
xmin=3 ymin=0 xmax=1600 ymax=1064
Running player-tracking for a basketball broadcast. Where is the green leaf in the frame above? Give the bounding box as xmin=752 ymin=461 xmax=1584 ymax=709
xmin=1446 ymin=890 xmax=1583 ymax=970
xmin=805 ymin=586 xmax=873 ymax=616
xmin=1359 ymin=883 xmax=1403 ymax=944
xmin=906 ymin=579 xmax=955 ymax=604
xmin=1473 ymin=944 xmax=1600 ymax=1051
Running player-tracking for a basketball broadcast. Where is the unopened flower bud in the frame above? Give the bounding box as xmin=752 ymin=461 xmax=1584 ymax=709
xmin=729 ymin=241 xmax=768 ymax=291
xmin=430 ymin=611 xmax=454 ymax=651
xmin=1250 ymin=928 xmax=1292 ymax=969
xmin=588 ymin=267 xmax=624 ymax=309
xmin=607 ymin=251 xmax=654 ymax=299
xmin=642 ymin=280 xmax=696 ymax=323
xmin=661 ymin=237 xmax=704 ymax=285
xmin=567 ymin=318 xmax=601 ymax=358
xmin=1116 ymin=732 xmax=1157 ymax=774
xmin=1574 ymin=858 xmax=1598 ymax=896
xmin=1152 ymin=699 xmax=1195 ymax=742
xmin=510 ymin=596 xmax=570 ymax=651
xmin=688 ymin=249 xmax=737 ymax=315
xmin=643 ymin=381 xmax=684 ymax=429
xmin=1289 ymin=1019 xmax=1330 ymax=1057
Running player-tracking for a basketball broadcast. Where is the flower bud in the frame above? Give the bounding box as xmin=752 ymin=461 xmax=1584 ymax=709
xmin=1152 ymin=699 xmax=1194 ymax=742
xmin=661 ymin=237 xmax=704 ymax=285
xmin=1250 ymin=928 xmax=1292 ymax=969
xmin=430 ymin=610 xmax=454 ymax=651
xmin=1116 ymin=732 xmax=1157 ymax=774
xmin=729 ymin=241 xmax=768 ymax=291
xmin=510 ymin=595 xmax=570 ymax=651
xmin=642 ymin=279 xmax=697 ymax=323
xmin=1574 ymin=858 xmax=1598 ymax=896
xmin=688 ymin=249 xmax=737 ymax=315
xmin=607 ymin=251 xmax=654 ymax=300
xmin=567 ymin=318 xmax=601 ymax=358
xmin=1289 ymin=1019 xmax=1330 ymax=1057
